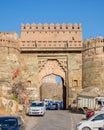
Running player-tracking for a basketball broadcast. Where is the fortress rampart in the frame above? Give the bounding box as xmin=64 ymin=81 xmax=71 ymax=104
xmin=20 ymin=23 xmax=82 ymax=51
xmin=82 ymin=36 xmax=104 ymax=89
xmin=0 ymin=32 xmax=20 ymax=96
xmin=0 ymin=32 xmax=19 ymax=53
xmin=1 ymin=22 xmax=104 ymax=106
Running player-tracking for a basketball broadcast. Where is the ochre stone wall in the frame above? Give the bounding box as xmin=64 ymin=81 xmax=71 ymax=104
xmin=19 ymin=23 xmax=82 ymax=51
xmin=68 ymin=53 xmax=82 ymax=104
xmin=1 ymin=23 xmax=104 ymax=108
xmin=20 ymin=53 xmax=40 ymax=100
xmin=0 ymin=23 xmax=83 ymax=108
xmin=40 ymin=82 xmax=63 ymax=100
xmin=20 ymin=52 xmax=82 ymax=105
xmin=82 ymin=36 xmax=104 ymax=89
xmin=19 ymin=23 xmax=83 ymax=107
xmin=0 ymin=32 xmax=20 ymax=97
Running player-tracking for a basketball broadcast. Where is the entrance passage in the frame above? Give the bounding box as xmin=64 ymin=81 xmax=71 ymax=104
xmin=40 ymin=74 xmax=66 ymax=109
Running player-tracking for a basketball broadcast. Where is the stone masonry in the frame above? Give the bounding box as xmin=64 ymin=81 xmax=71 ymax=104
xmin=0 ymin=32 xmax=20 ymax=97
xmin=0 ymin=23 xmax=83 ymax=108
xmin=19 ymin=23 xmax=82 ymax=107
xmin=82 ymin=36 xmax=104 ymax=89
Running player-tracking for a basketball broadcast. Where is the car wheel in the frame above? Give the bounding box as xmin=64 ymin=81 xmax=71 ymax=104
xmin=82 ymin=127 xmax=91 ymax=130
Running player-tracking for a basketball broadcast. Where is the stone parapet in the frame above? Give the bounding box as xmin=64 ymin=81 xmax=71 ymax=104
xmin=83 ymin=36 xmax=104 ymax=50
xmin=20 ymin=23 xmax=82 ymax=52
xmin=21 ymin=23 xmax=82 ymax=31
xmin=0 ymin=32 xmax=19 ymax=51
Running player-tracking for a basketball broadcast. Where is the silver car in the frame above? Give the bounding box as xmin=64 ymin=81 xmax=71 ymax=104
xmin=76 ymin=111 xmax=104 ymax=130
xmin=28 ymin=101 xmax=46 ymax=116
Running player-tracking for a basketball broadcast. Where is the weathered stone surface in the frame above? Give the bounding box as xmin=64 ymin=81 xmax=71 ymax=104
xmin=0 ymin=32 xmax=20 ymax=98
xmin=0 ymin=23 xmax=83 ymax=108
xmin=83 ymin=37 xmax=104 ymax=89
xmin=40 ymin=82 xmax=63 ymax=100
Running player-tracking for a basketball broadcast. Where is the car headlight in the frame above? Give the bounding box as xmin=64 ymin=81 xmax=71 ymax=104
xmin=76 ymin=123 xmax=82 ymax=127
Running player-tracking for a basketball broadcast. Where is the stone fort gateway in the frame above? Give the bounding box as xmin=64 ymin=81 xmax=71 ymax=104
xmin=0 ymin=23 xmax=104 ymax=109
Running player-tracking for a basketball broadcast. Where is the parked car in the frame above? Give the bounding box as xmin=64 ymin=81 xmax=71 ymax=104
xmin=45 ymin=100 xmax=53 ymax=110
xmin=0 ymin=115 xmax=25 ymax=130
xmin=86 ymin=106 xmax=104 ymax=119
xmin=86 ymin=110 xmax=95 ymax=119
xmin=49 ymin=102 xmax=58 ymax=110
xmin=45 ymin=100 xmax=63 ymax=110
xmin=43 ymin=99 xmax=52 ymax=105
xmin=76 ymin=111 xmax=104 ymax=130
xmin=27 ymin=101 xmax=46 ymax=116
xmin=55 ymin=100 xmax=63 ymax=110
xmin=45 ymin=101 xmax=59 ymax=110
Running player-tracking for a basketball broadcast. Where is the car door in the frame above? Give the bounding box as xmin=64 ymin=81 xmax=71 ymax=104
xmin=91 ymin=113 xmax=104 ymax=130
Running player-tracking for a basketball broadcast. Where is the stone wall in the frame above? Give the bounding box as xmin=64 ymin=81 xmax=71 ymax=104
xmin=19 ymin=23 xmax=83 ymax=107
xmin=0 ymin=22 xmax=83 ymax=108
xmin=40 ymin=82 xmax=63 ymax=100
xmin=20 ymin=53 xmax=39 ymax=100
xmin=20 ymin=52 xmax=82 ymax=106
xmin=1 ymin=24 xmax=104 ymax=108
xmin=68 ymin=53 xmax=82 ymax=104
xmin=0 ymin=32 xmax=20 ymax=97
xmin=82 ymin=36 xmax=104 ymax=89
xmin=20 ymin=23 xmax=82 ymax=50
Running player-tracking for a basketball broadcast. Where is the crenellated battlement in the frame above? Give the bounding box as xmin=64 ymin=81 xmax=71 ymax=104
xmin=20 ymin=22 xmax=82 ymax=51
xmin=21 ymin=23 xmax=82 ymax=31
xmin=83 ymin=36 xmax=104 ymax=50
xmin=83 ymin=36 xmax=104 ymax=61
xmin=0 ymin=32 xmax=19 ymax=49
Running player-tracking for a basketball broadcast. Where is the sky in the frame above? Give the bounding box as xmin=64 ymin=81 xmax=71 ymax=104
xmin=0 ymin=0 xmax=104 ymax=40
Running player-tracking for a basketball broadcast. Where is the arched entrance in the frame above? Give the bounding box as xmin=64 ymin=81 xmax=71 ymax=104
xmin=39 ymin=58 xmax=67 ymax=109
xmin=40 ymin=74 xmax=66 ymax=109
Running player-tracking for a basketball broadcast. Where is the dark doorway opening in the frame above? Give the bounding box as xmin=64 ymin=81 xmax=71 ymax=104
xmin=40 ymin=74 xmax=66 ymax=109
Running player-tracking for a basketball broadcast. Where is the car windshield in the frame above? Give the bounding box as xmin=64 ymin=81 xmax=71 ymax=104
xmin=0 ymin=118 xmax=17 ymax=127
xmin=30 ymin=102 xmax=44 ymax=107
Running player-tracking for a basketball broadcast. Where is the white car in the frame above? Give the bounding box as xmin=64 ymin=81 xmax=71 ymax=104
xmin=76 ymin=111 xmax=104 ymax=130
xmin=28 ymin=101 xmax=46 ymax=116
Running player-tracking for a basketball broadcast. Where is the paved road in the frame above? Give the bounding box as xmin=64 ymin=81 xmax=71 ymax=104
xmin=25 ymin=110 xmax=85 ymax=130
